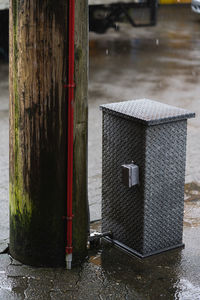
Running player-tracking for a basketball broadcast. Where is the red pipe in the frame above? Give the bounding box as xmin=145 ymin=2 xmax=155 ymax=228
xmin=66 ymin=0 xmax=75 ymax=269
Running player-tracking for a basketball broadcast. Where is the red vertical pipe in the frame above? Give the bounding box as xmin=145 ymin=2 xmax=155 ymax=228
xmin=66 ymin=0 xmax=75 ymax=269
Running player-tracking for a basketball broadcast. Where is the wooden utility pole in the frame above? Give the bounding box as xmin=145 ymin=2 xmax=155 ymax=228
xmin=72 ymin=0 xmax=89 ymax=265
xmin=9 ymin=0 xmax=88 ymax=267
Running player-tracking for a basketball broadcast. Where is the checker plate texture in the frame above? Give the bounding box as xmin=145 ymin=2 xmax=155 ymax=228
xmin=100 ymin=99 xmax=195 ymax=125
xmin=101 ymin=100 xmax=193 ymax=256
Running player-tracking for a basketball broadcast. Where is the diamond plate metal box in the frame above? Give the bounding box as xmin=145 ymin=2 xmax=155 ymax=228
xmin=100 ymin=99 xmax=195 ymax=258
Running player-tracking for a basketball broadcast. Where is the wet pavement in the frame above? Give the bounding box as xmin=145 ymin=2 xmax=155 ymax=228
xmin=0 ymin=192 xmax=200 ymax=300
xmin=88 ymin=5 xmax=200 ymax=220
xmin=0 ymin=4 xmax=200 ymax=300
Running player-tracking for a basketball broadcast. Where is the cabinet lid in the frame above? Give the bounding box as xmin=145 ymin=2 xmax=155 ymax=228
xmin=100 ymin=99 xmax=195 ymax=126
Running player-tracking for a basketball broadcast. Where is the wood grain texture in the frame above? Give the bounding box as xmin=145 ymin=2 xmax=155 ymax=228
xmin=72 ymin=0 xmax=89 ymax=264
xmin=10 ymin=0 xmax=88 ymax=267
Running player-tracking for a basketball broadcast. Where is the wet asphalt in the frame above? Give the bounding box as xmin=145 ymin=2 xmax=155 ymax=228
xmin=0 ymin=4 xmax=200 ymax=300
xmin=88 ymin=5 xmax=200 ymax=220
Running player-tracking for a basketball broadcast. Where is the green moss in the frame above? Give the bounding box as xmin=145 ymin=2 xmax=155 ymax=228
xmin=10 ymin=182 xmax=32 ymax=217
xmin=9 ymin=0 xmax=68 ymax=267
xmin=10 ymin=0 xmax=32 ymax=220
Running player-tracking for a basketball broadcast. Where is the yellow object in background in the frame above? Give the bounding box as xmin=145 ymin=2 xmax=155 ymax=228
xmin=159 ymin=0 xmax=191 ymax=4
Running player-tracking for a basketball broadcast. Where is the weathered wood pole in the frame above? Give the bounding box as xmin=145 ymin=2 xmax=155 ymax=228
xmin=9 ymin=0 xmax=88 ymax=267
xmin=72 ymin=0 xmax=89 ymax=264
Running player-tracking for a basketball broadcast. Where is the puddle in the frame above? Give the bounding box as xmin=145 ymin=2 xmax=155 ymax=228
xmin=174 ymin=279 xmax=200 ymax=300
xmin=88 ymin=181 xmax=200 ymax=298
xmin=87 ymin=226 xmax=200 ymax=299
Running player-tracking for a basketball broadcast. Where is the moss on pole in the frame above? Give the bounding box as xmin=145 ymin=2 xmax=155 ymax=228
xmin=9 ymin=0 xmax=88 ymax=267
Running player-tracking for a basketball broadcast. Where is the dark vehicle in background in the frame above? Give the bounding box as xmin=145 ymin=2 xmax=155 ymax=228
xmin=191 ymin=0 xmax=200 ymax=14
xmin=0 ymin=0 xmax=157 ymax=60
xmin=89 ymin=0 xmax=158 ymax=33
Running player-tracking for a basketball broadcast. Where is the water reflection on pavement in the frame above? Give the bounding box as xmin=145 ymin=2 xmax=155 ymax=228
xmin=0 ymin=5 xmax=200 ymax=300
xmin=89 ymin=5 xmax=200 ymax=221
